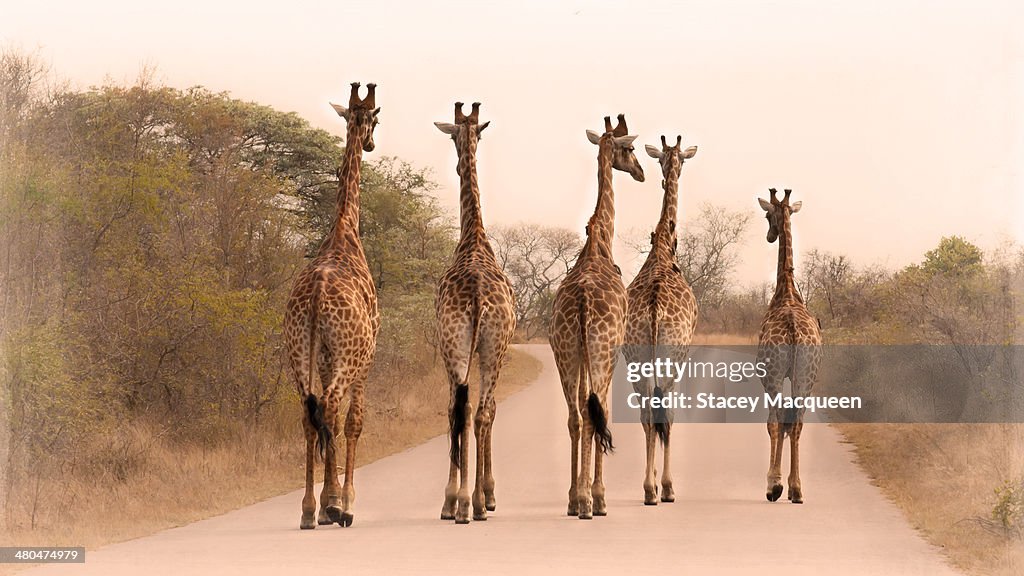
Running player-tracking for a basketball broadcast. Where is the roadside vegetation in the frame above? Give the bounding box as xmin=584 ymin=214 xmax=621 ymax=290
xmin=0 ymin=50 xmax=541 ymax=550
xmin=806 ymin=237 xmax=1024 ymax=576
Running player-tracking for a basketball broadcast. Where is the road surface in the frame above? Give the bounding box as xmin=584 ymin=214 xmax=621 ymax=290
xmin=24 ymin=345 xmax=959 ymax=575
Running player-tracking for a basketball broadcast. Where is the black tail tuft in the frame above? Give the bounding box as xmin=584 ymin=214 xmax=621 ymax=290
xmin=588 ymin=392 xmax=615 ymax=454
xmin=652 ymin=385 xmax=669 ymax=446
xmin=781 ymin=406 xmax=799 ymax=437
xmin=305 ymin=393 xmax=332 ymax=460
xmin=449 ymin=383 xmax=470 ymax=468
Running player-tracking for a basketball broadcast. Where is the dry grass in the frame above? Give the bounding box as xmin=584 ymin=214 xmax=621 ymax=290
xmin=1 ymin=348 xmax=542 ymax=558
xmin=836 ymin=423 xmax=1024 ymax=575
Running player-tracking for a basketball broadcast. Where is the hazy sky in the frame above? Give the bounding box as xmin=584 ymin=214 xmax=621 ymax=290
xmin=3 ymin=0 xmax=1021 ymax=285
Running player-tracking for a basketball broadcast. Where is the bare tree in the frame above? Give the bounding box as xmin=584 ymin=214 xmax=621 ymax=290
xmin=489 ymin=224 xmax=582 ymax=339
xmin=629 ymin=203 xmax=750 ymax=310
xmin=801 ymin=249 xmax=852 ymax=324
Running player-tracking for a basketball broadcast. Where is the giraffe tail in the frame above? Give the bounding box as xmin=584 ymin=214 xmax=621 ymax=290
xmin=305 ymin=283 xmax=332 ymax=460
xmin=650 ymin=284 xmax=669 ymax=446
xmin=580 ymin=295 xmax=614 ymax=455
xmin=449 ymin=295 xmax=480 ymax=469
xmin=781 ymin=407 xmax=799 ymax=437
xmin=781 ymin=309 xmax=802 ymax=438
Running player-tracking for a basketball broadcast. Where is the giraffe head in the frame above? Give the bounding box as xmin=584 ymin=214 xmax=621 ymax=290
xmin=330 ymin=82 xmax=381 ymax=152
xmin=757 ymin=188 xmax=803 ymax=243
xmin=586 ymin=114 xmax=645 ymax=182
xmin=644 ymin=134 xmax=697 ymax=179
xmin=433 ymin=101 xmax=490 ymax=155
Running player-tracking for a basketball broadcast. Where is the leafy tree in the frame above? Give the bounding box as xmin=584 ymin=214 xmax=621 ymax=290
xmin=922 ymin=235 xmax=983 ymax=277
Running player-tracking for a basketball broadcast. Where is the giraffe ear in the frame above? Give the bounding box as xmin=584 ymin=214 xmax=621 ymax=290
xmin=477 ymin=121 xmax=490 ymax=135
xmin=586 ymin=130 xmax=602 ymax=145
xmin=790 ymin=201 xmax=803 ymax=214
xmin=434 ymin=122 xmax=459 ymax=135
xmin=758 ymin=198 xmax=773 ymax=212
xmin=330 ymin=102 xmax=349 ymax=120
xmin=645 ymin=144 xmax=663 ymax=159
xmin=680 ymin=145 xmax=698 ymax=160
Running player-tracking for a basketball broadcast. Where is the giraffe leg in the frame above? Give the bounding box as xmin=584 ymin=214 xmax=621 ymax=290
xmin=316 ymin=434 xmax=339 ymax=525
xmin=661 ymin=419 xmax=675 ymax=503
xmin=319 ymin=392 xmax=344 ymax=523
xmin=316 ymin=357 xmax=337 ymax=526
xmin=592 ymin=432 xmax=607 ymax=516
xmin=474 ymin=350 xmax=501 ymax=520
xmin=642 ymin=419 xmax=658 ymax=505
xmin=787 ymin=418 xmax=804 ymax=503
xmin=300 ymin=418 xmax=317 ymax=530
xmin=766 ymin=406 xmax=784 ymax=502
xmin=578 ymin=409 xmax=594 ymax=520
xmin=440 ymin=381 xmax=460 ymax=520
xmin=483 ymin=398 xmax=497 ymax=512
xmin=557 ymin=357 xmax=582 ymax=517
xmin=334 ymin=381 xmax=363 ymax=527
xmin=455 ymin=395 xmax=472 ymax=524
xmin=472 ymin=401 xmax=488 ymax=521
xmin=566 ymin=410 xmax=580 ymax=516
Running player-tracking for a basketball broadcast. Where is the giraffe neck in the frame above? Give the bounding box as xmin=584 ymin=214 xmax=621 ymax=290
xmin=325 ymin=121 xmax=364 ymax=251
xmin=650 ymin=162 xmax=681 ymax=260
xmin=772 ymin=210 xmax=799 ymax=303
xmin=580 ymin=139 xmax=615 ymax=259
xmin=455 ymin=138 xmax=487 ymax=247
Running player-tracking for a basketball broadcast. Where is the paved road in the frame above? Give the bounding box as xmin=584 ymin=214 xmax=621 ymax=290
xmin=25 ymin=345 xmax=959 ymax=575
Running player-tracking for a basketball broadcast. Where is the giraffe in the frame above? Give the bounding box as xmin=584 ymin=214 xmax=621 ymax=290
xmin=623 ymin=135 xmax=699 ymax=506
xmin=551 ymin=114 xmax=644 ymax=519
xmin=283 ymin=82 xmax=381 ymax=529
xmin=433 ymin=102 xmax=517 ymax=524
xmin=756 ymin=188 xmax=822 ymax=504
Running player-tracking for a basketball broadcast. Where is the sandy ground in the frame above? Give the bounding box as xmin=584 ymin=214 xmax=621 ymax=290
xmin=21 ymin=344 xmax=960 ymax=575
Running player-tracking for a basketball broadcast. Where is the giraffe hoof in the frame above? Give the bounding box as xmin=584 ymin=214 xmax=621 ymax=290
xmin=300 ymin=514 xmax=316 ymax=530
xmin=767 ymin=485 xmax=784 ymax=502
xmin=327 ymin=506 xmax=353 ymax=527
xmin=789 ymin=489 xmax=803 ymax=504
xmin=644 ymin=499 xmax=658 ymax=506
xmin=455 ymin=517 xmax=470 ymax=525
xmin=578 ymin=512 xmax=593 ymax=520
xmin=661 ymin=486 xmax=675 ymax=502
xmin=593 ymin=509 xmax=607 ymax=517
xmin=440 ymin=512 xmax=456 ymax=520
xmin=486 ymin=503 xmax=496 ymax=512
xmin=473 ymin=513 xmax=488 ymax=521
